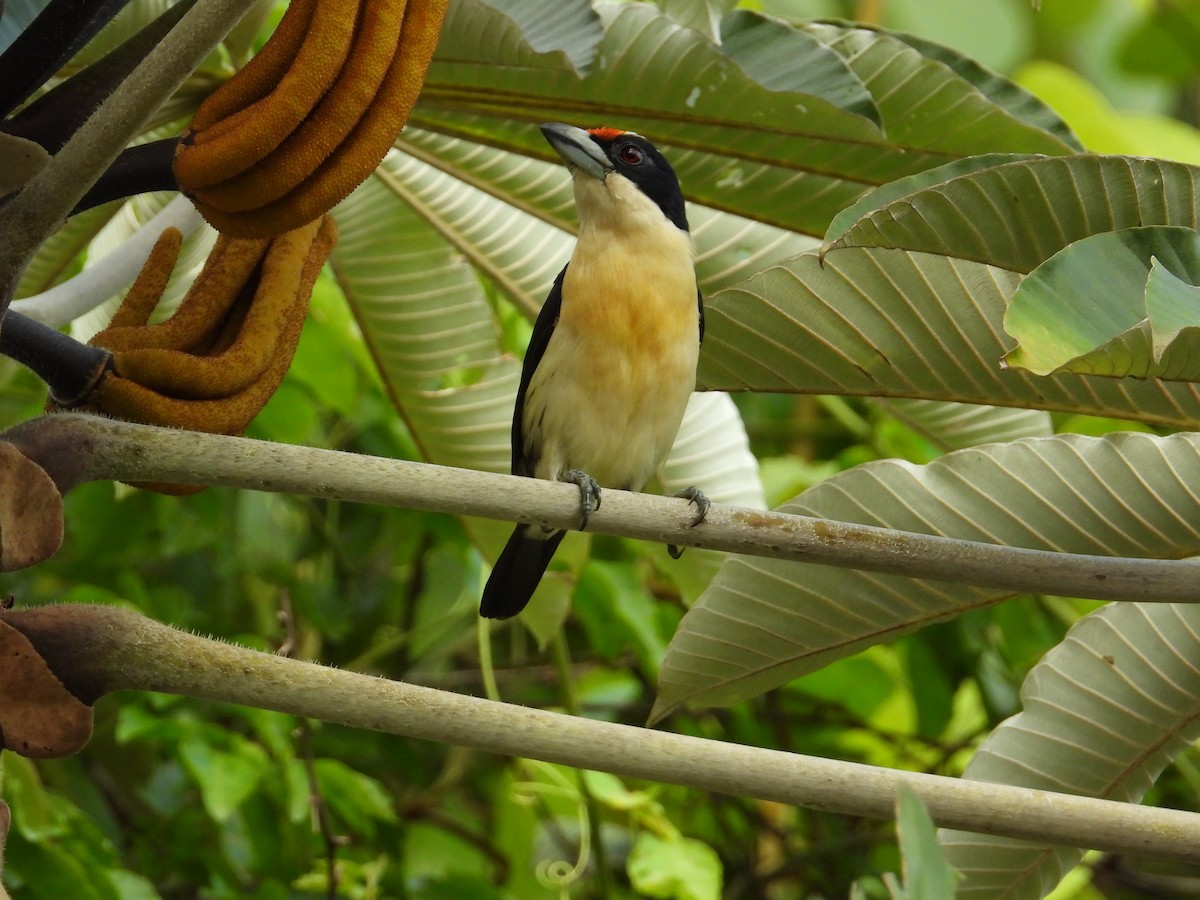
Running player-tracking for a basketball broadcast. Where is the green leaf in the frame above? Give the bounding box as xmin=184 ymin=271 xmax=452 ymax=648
xmin=824 ymin=155 xmax=1200 ymax=272
xmin=575 ymin=561 xmax=668 ymax=676
xmin=791 ymin=653 xmax=896 ymax=722
xmin=421 ymin=1 xmax=1074 ymax=236
xmin=654 ymin=432 xmax=1200 ymax=716
xmin=823 ymin=153 xmax=1041 ymax=246
xmin=799 ymin=21 xmax=1070 ymax=158
xmin=490 ymin=0 xmax=604 ymax=73
xmin=582 ymin=770 xmax=661 ymax=816
xmin=1016 ymin=62 xmax=1200 ymax=166
xmin=940 ymin=602 xmax=1200 ymax=897
xmin=3 ymin=753 xmax=65 ymax=841
xmin=178 ymin=736 xmax=269 ymax=823
xmin=659 ymin=392 xmax=765 ymax=508
xmin=1148 ymin=257 xmax=1200 ymax=356
xmin=103 ymin=869 xmax=161 ymax=900
xmin=1003 ymin=227 xmax=1200 ymax=378
xmin=874 ymin=400 xmax=1053 ymax=452
xmin=5 ymin=839 xmax=118 ymax=900
xmin=332 ymin=151 xmax=522 ymax=472
xmin=895 ymin=787 xmax=958 ymax=900
xmin=1117 ymin=3 xmax=1200 ymax=82
xmin=657 ymin=0 xmax=736 ymax=42
xmin=700 ymin=247 xmax=1200 ymax=428
xmin=877 ymin=27 xmax=1080 ymax=150
xmin=312 ymin=759 xmax=398 ymax=838
xmin=719 ymin=11 xmax=881 ymax=123
xmin=627 ymin=832 xmax=723 ymax=900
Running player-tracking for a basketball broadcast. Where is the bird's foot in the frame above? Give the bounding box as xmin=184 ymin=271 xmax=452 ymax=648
xmin=668 ymin=485 xmax=710 ymax=559
xmin=562 ymin=469 xmax=601 ymax=530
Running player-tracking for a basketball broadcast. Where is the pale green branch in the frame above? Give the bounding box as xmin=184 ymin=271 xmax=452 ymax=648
xmin=68 ymin=604 xmax=1200 ymax=864
xmin=10 ymin=413 xmax=1200 ymax=604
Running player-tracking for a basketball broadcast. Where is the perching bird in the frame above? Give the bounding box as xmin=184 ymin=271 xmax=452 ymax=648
xmin=480 ymin=123 xmax=707 ymax=619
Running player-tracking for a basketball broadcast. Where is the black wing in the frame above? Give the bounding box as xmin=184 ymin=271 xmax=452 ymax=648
xmin=697 ymin=288 xmax=704 ymax=345
xmin=510 ymin=265 xmax=566 ymax=477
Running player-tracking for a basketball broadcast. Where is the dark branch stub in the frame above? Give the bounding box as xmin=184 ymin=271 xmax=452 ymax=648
xmin=0 ymin=310 xmax=113 ymax=406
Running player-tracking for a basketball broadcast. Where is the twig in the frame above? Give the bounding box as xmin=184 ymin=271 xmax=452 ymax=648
xmin=11 ymin=413 xmax=1200 ymax=605
xmin=277 ymin=591 xmax=342 ymax=899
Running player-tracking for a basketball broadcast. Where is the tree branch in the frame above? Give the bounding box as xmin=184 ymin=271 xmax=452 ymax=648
xmin=22 ymin=603 xmax=1200 ymax=864
xmin=8 ymin=413 xmax=1200 ymax=604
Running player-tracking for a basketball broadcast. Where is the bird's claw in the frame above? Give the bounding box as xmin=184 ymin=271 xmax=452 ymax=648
xmin=668 ymin=485 xmax=709 ymax=558
xmin=563 ymin=469 xmax=601 ymax=530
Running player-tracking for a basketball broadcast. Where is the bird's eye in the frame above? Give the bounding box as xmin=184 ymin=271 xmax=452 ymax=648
xmin=617 ymin=143 xmax=644 ymax=165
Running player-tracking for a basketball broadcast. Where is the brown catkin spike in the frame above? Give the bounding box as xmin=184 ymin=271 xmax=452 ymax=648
xmin=188 ymin=0 xmax=319 ymax=132
xmin=90 ymin=215 xmax=338 ymax=494
xmin=173 ymin=0 xmax=362 ymax=190
xmin=191 ymin=0 xmax=408 ymax=214
xmin=92 ymin=236 xmax=271 ymax=353
xmin=190 ymin=0 xmax=449 ymax=239
xmin=102 ymin=227 xmax=183 ymax=330
xmin=94 ymin=218 xmax=335 ymax=430
xmin=109 ymin=219 xmax=323 ymax=398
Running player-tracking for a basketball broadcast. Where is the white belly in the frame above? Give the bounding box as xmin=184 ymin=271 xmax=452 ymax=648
xmin=524 ymin=318 xmax=698 ymax=490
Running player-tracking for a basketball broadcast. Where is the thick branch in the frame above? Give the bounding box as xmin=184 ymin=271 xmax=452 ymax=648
xmin=9 ymin=413 xmax=1200 ymax=604
xmin=39 ymin=604 xmax=1200 ymax=864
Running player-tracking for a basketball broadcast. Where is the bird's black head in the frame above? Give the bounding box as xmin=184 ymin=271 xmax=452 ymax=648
xmin=540 ymin=123 xmax=689 ymax=233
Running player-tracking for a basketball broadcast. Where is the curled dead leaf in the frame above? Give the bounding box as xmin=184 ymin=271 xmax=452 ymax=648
xmin=0 ymin=441 xmax=63 ymax=571
xmin=0 ymin=616 xmax=92 ymax=758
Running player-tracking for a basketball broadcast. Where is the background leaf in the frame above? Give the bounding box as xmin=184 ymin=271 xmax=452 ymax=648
xmin=1003 ymin=226 xmax=1200 ymax=378
xmin=700 ymin=247 xmax=1200 ymax=428
xmin=654 ymin=431 xmax=1200 ymax=717
xmin=940 ymin=602 xmax=1200 ymax=898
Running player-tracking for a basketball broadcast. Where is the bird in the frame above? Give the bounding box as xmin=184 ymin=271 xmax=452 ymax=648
xmin=479 ymin=122 xmax=707 ymax=619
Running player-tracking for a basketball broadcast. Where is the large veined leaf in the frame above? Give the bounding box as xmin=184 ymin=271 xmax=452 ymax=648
xmin=940 ymin=602 xmax=1200 ymax=898
xmin=699 ymin=247 xmax=1200 ymax=428
xmin=1003 ymin=226 xmax=1200 ymax=379
xmin=660 ymin=392 xmax=765 ymax=511
xmin=657 ymin=0 xmax=736 ymax=43
xmin=822 ymin=153 xmax=1041 ymax=245
xmin=330 ymin=150 xmax=521 ymax=472
xmin=652 ymin=431 xmax=1200 ymax=718
xmin=656 ymin=391 xmax=766 ymax=604
xmin=867 ymin=27 xmax=1082 ymax=152
xmin=872 ymin=400 xmax=1052 ymax=452
xmin=717 ymin=12 xmax=880 ymax=123
xmin=797 ymin=21 xmax=1070 ymax=157
xmin=824 ymin=155 xmax=1200 ymax=272
xmin=416 ymin=0 xmax=1077 ymax=237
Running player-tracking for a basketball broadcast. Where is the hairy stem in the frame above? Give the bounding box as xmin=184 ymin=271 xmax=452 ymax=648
xmin=49 ymin=604 xmax=1200 ymax=864
xmin=8 ymin=413 xmax=1200 ymax=606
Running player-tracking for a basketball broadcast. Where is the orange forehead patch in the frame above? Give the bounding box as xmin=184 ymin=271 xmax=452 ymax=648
xmin=587 ymin=127 xmax=625 ymax=141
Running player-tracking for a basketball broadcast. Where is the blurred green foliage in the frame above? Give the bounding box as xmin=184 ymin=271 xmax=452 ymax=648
xmin=2 ymin=1 xmax=1199 ymax=898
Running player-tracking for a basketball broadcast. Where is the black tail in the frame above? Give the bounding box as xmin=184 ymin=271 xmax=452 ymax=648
xmin=480 ymin=525 xmax=565 ymax=619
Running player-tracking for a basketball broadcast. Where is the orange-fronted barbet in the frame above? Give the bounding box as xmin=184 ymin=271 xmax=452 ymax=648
xmin=480 ymin=123 xmax=708 ymax=619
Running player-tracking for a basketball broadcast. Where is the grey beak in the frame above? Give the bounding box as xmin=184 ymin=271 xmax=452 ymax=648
xmin=540 ymin=122 xmax=612 ymax=181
